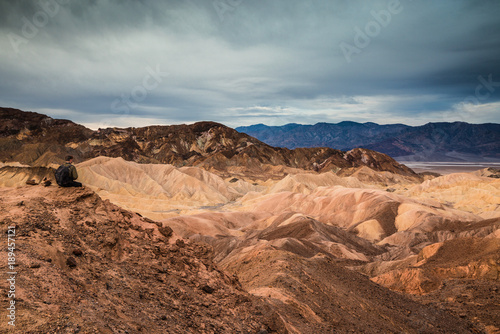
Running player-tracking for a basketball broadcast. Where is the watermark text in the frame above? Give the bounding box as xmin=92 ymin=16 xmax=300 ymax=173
xmin=6 ymin=226 xmax=16 ymax=327
xmin=340 ymin=0 xmax=404 ymax=63
xmin=8 ymin=0 xmax=68 ymax=53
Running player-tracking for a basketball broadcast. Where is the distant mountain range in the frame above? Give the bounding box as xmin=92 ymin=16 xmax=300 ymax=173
xmin=236 ymin=122 xmax=500 ymax=162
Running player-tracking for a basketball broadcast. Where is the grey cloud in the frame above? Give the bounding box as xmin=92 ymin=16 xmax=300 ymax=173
xmin=1 ymin=0 xmax=499 ymax=128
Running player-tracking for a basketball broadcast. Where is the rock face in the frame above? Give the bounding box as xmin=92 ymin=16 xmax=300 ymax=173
xmin=0 ymin=107 xmax=93 ymax=166
xmin=0 ymin=186 xmax=286 ymax=333
xmin=236 ymin=121 xmax=500 ymax=161
xmin=0 ymin=107 xmax=417 ymax=178
xmin=370 ymin=237 xmax=500 ymax=295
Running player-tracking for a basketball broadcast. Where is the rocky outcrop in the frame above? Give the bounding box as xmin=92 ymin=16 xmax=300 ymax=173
xmin=0 ymin=107 xmax=93 ymax=165
xmin=0 ymin=165 xmax=55 ymax=187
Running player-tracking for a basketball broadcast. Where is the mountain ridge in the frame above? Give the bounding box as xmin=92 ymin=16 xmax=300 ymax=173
xmin=0 ymin=107 xmax=417 ymax=178
xmin=236 ymin=121 xmax=500 ymax=162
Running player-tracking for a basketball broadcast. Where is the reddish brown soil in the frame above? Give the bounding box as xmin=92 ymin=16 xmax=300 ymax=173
xmin=0 ymin=186 xmax=286 ymax=333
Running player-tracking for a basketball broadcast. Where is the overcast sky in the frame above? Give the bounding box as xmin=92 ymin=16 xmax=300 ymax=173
xmin=1 ymin=0 xmax=499 ymax=129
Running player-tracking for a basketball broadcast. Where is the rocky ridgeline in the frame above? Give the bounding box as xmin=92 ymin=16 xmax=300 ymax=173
xmin=236 ymin=121 xmax=500 ymax=161
xmin=0 ymin=107 xmax=417 ymax=178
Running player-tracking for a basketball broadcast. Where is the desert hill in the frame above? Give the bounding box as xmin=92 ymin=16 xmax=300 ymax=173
xmin=0 ymin=107 xmax=417 ymax=179
xmin=219 ymin=245 xmax=479 ymax=334
xmin=0 ymin=159 xmax=498 ymax=331
xmin=164 ymin=177 xmax=499 ymax=332
xmin=0 ymin=184 xmax=484 ymax=333
xmin=236 ymin=121 xmax=500 ymax=162
xmin=406 ymin=173 xmax=500 ymax=219
xmin=0 ymin=186 xmax=288 ymax=333
xmin=0 ymin=107 xmax=93 ymax=166
xmin=44 ymin=157 xmax=494 ymax=332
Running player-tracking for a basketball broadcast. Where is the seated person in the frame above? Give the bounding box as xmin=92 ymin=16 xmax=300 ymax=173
xmin=55 ymin=155 xmax=82 ymax=187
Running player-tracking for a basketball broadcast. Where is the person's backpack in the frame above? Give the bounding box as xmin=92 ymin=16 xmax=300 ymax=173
xmin=55 ymin=164 xmax=72 ymax=186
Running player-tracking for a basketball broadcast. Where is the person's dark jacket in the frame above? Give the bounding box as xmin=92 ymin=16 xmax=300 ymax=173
xmin=62 ymin=162 xmax=78 ymax=180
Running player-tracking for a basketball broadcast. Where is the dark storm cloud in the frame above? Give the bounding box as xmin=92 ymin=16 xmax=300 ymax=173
xmin=0 ymin=0 xmax=499 ymax=128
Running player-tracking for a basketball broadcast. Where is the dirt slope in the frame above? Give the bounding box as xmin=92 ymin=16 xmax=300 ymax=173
xmin=218 ymin=245 xmax=479 ymax=334
xmin=0 ymin=186 xmax=286 ymax=333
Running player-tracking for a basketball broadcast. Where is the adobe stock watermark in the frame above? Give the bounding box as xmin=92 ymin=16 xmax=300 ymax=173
xmin=8 ymin=0 xmax=68 ymax=54
xmin=339 ymin=0 xmax=406 ymax=63
xmin=100 ymin=65 xmax=168 ymax=129
xmin=213 ymin=0 xmax=244 ymax=22
xmin=452 ymin=74 xmax=500 ymax=122
xmin=6 ymin=226 xmax=16 ymax=327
